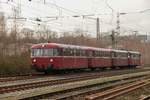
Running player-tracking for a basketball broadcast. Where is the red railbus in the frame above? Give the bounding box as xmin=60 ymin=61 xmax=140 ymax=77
xmin=31 ymin=43 xmax=141 ymax=73
xmin=128 ymin=51 xmax=141 ymax=67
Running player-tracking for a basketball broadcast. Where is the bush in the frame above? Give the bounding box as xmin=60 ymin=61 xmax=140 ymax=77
xmin=0 ymin=52 xmax=33 ymax=75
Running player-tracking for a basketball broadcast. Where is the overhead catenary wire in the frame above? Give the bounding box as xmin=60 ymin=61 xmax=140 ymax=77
xmin=1 ymin=0 xmax=150 ymax=34
xmin=28 ymin=0 xmax=80 ymax=15
xmin=105 ymin=0 xmax=114 ymax=24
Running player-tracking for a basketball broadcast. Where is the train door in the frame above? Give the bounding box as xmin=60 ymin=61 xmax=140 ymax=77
xmin=128 ymin=52 xmax=131 ymax=67
xmin=87 ymin=50 xmax=93 ymax=68
xmin=111 ymin=51 xmax=115 ymax=67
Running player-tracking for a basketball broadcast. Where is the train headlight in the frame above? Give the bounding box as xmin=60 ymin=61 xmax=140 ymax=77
xmin=50 ymin=59 xmax=53 ymax=62
xmin=33 ymin=59 xmax=36 ymax=62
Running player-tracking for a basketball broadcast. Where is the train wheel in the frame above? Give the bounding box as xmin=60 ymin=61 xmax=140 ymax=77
xmin=131 ymin=66 xmax=136 ymax=69
xmin=90 ymin=68 xmax=96 ymax=71
xmin=44 ymin=70 xmax=48 ymax=74
xmin=111 ymin=67 xmax=116 ymax=70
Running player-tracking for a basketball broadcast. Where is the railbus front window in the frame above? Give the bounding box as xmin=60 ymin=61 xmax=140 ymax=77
xmin=31 ymin=48 xmax=59 ymax=56
xmin=31 ymin=49 xmax=43 ymax=56
xmin=44 ymin=49 xmax=59 ymax=56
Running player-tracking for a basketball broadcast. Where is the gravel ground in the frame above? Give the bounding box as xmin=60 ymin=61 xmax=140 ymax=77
xmin=65 ymin=85 xmax=150 ymax=100
xmin=115 ymin=84 xmax=150 ymax=100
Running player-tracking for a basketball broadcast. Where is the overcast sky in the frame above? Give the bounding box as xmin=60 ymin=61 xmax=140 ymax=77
xmin=0 ymin=0 xmax=150 ymax=36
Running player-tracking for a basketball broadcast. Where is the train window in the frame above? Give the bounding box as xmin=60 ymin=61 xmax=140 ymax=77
xmin=105 ymin=52 xmax=110 ymax=57
xmin=62 ymin=48 xmax=75 ymax=56
xmin=93 ymin=51 xmax=96 ymax=57
xmin=100 ymin=51 xmax=110 ymax=57
xmin=79 ymin=50 xmax=82 ymax=56
xmin=85 ymin=51 xmax=89 ymax=56
xmin=131 ymin=53 xmax=140 ymax=58
xmin=68 ymin=48 xmax=71 ymax=56
xmin=112 ymin=52 xmax=115 ymax=58
xmin=67 ymin=48 xmax=70 ymax=56
xmin=53 ymin=49 xmax=59 ymax=56
xmin=80 ymin=49 xmax=82 ymax=56
xmin=44 ymin=49 xmax=53 ymax=56
xmin=93 ymin=51 xmax=95 ymax=57
xmin=81 ymin=50 xmax=86 ymax=56
xmin=74 ymin=49 xmax=76 ymax=56
xmin=76 ymin=49 xmax=80 ymax=56
xmin=62 ymin=48 xmax=66 ymax=56
xmin=95 ymin=51 xmax=99 ymax=57
xmin=99 ymin=51 xmax=103 ymax=57
xmin=44 ymin=48 xmax=59 ymax=56
xmin=104 ymin=52 xmax=107 ymax=57
xmin=70 ymin=49 xmax=74 ymax=56
xmin=31 ymin=48 xmax=59 ymax=56
xmin=57 ymin=48 xmax=62 ymax=56
xmin=87 ymin=51 xmax=93 ymax=57
xmin=31 ymin=48 xmax=43 ymax=56
xmin=115 ymin=52 xmax=127 ymax=58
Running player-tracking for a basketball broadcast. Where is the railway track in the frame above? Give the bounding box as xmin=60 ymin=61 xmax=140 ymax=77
xmin=0 ymin=68 xmax=149 ymax=94
xmin=0 ymin=69 xmax=146 ymax=94
xmin=0 ymin=70 xmax=150 ymax=100
xmin=0 ymin=67 xmax=148 ymax=83
xmin=44 ymin=76 xmax=150 ymax=100
xmin=0 ymin=73 xmax=44 ymax=82
xmin=85 ymin=79 xmax=150 ymax=100
xmin=140 ymin=95 xmax=150 ymax=100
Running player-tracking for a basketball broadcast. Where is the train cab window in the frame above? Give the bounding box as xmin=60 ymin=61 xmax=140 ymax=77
xmin=44 ymin=49 xmax=53 ymax=56
xmin=44 ymin=48 xmax=59 ymax=56
xmin=31 ymin=48 xmax=59 ymax=56
xmin=131 ymin=53 xmax=140 ymax=59
xmin=31 ymin=48 xmax=43 ymax=56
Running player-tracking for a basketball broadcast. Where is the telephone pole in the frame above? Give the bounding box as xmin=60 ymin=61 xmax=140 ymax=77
xmin=81 ymin=16 xmax=101 ymax=40
xmin=116 ymin=12 xmax=127 ymax=35
xmin=116 ymin=12 xmax=120 ymax=35
xmin=96 ymin=18 xmax=100 ymax=40
xmin=111 ymin=30 xmax=116 ymax=49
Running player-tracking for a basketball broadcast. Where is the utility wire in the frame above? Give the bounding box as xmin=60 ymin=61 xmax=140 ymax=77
xmin=139 ymin=8 xmax=150 ymax=13
xmin=30 ymin=0 xmax=79 ymax=15
xmin=105 ymin=0 xmax=114 ymax=24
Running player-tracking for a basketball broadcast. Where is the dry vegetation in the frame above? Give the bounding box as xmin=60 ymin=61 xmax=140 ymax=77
xmin=0 ymin=29 xmax=149 ymax=75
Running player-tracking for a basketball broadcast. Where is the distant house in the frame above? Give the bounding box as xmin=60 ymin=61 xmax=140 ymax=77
xmin=137 ymin=34 xmax=150 ymax=43
xmin=21 ymin=28 xmax=34 ymax=39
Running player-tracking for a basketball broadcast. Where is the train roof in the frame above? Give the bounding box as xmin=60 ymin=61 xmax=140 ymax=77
xmin=31 ymin=43 xmax=140 ymax=54
xmin=112 ymin=49 xmax=128 ymax=53
xmin=128 ymin=51 xmax=140 ymax=54
xmin=31 ymin=43 xmax=112 ymax=52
